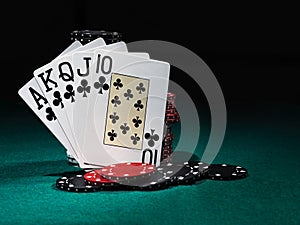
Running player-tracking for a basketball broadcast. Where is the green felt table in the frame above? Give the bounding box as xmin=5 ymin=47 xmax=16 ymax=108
xmin=0 ymin=102 xmax=299 ymax=225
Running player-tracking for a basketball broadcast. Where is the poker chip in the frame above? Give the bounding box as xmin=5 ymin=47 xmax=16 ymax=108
xmin=167 ymin=93 xmax=176 ymax=105
xmin=172 ymin=166 xmax=198 ymax=185
xmin=165 ymin=117 xmax=180 ymax=124
xmin=206 ymin=164 xmax=248 ymax=180
xmin=84 ymin=170 xmax=118 ymax=186
xmin=166 ymin=105 xmax=176 ymax=111
xmin=56 ymin=175 xmax=101 ymax=192
xmin=162 ymin=145 xmax=172 ymax=149
xmin=183 ymin=161 xmax=209 ymax=178
xmin=163 ymin=136 xmax=174 ymax=143
xmin=55 ymin=162 xmax=249 ymax=192
xmin=71 ymin=30 xmax=122 ymax=39
xmin=162 ymin=142 xmax=173 ymax=148
xmin=172 ymin=162 xmax=202 ymax=185
xmin=162 ymin=149 xmax=172 ymax=154
xmin=162 ymin=144 xmax=172 ymax=149
xmin=161 ymin=92 xmax=180 ymax=161
xmin=156 ymin=161 xmax=210 ymax=185
xmin=56 ymin=174 xmax=121 ymax=192
xmin=124 ymin=171 xmax=172 ymax=191
xmin=156 ymin=162 xmax=184 ymax=184
xmin=193 ymin=161 xmax=210 ymax=174
xmin=70 ymin=30 xmax=122 ymax=44
xmin=99 ymin=162 xmax=156 ymax=181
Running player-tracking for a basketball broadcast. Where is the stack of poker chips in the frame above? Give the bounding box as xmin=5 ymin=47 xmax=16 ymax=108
xmin=56 ymin=161 xmax=248 ymax=192
xmin=161 ymin=92 xmax=181 ymax=161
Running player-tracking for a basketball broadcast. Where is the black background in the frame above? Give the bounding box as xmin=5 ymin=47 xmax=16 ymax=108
xmin=1 ymin=1 xmax=299 ymax=106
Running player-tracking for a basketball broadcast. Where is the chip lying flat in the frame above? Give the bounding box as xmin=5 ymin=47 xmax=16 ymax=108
xmin=99 ymin=162 xmax=156 ymax=181
xmin=206 ymin=164 xmax=248 ymax=180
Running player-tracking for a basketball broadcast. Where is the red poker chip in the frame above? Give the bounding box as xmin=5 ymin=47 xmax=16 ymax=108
xmin=166 ymin=100 xmax=176 ymax=104
xmin=164 ymin=137 xmax=174 ymax=143
xmin=163 ymin=145 xmax=172 ymax=149
xmin=164 ymin=133 xmax=174 ymax=137
xmin=165 ymin=109 xmax=175 ymax=114
xmin=162 ymin=152 xmax=172 ymax=157
xmin=166 ymin=105 xmax=176 ymax=110
xmin=163 ymin=149 xmax=172 ymax=153
xmin=84 ymin=170 xmax=117 ymax=185
xmin=164 ymin=133 xmax=172 ymax=138
xmin=162 ymin=143 xmax=173 ymax=147
xmin=165 ymin=120 xmax=180 ymax=125
xmin=165 ymin=118 xmax=178 ymax=122
xmin=163 ymin=136 xmax=173 ymax=141
xmin=163 ymin=136 xmax=174 ymax=141
xmin=99 ymin=162 xmax=156 ymax=180
xmin=163 ymin=150 xmax=172 ymax=154
xmin=167 ymin=92 xmax=176 ymax=98
xmin=165 ymin=113 xmax=176 ymax=118
xmin=163 ymin=147 xmax=172 ymax=151
xmin=163 ymin=142 xmax=171 ymax=146
xmin=167 ymin=98 xmax=176 ymax=103
xmin=162 ymin=155 xmax=172 ymax=160
xmin=166 ymin=113 xmax=177 ymax=117
xmin=166 ymin=101 xmax=175 ymax=105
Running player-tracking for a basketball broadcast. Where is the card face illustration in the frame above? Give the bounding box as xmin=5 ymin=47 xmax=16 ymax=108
xmin=104 ymin=73 xmax=149 ymax=150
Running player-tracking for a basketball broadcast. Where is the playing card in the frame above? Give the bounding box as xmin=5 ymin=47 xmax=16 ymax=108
xmin=82 ymin=50 xmax=170 ymax=167
xmin=71 ymin=43 xmax=150 ymax=160
xmin=33 ymin=37 xmax=106 ymax=166
xmin=18 ymin=41 xmax=83 ymax=161
xmin=71 ymin=42 xmax=128 ymax=153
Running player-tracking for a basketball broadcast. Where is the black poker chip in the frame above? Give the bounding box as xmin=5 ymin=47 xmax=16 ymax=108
xmin=70 ymin=30 xmax=122 ymax=44
xmin=184 ymin=161 xmax=210 ymax=173
xmin=56 ymin=175 xmax=97 ymax=192
xmin=173 ymin=161 xmax=209 ymax=185
xmin=156 ymin=160 xmax=210 ymax=185
xmin=156 ymin=162 xmax=182 ymax=181
xmin=71 ymin=36 xmax=122 ymax=44
xmin=70 ymin=30 xmax=122 ymax=39
xmin=56 ymin=174 xmax=121 ymax=192
xmin=173 ymin=165 xmax=200 ymax=185
xmin=206 ymin=164 xmax=248 ymax=180
xmin=122 ymin=171 xmax=172 ymax=191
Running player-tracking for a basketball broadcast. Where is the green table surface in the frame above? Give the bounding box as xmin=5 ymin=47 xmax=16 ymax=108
xmin=0 ymin=102 xmax=299 ymax=225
